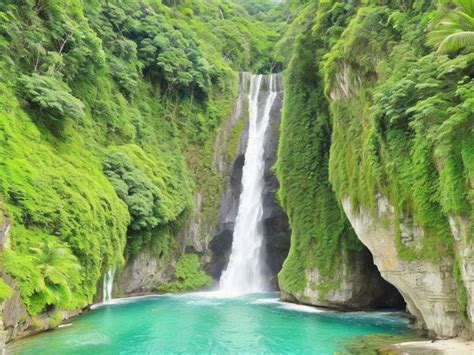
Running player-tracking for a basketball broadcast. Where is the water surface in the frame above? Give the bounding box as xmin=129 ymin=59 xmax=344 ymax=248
xmin=9 ymin=292 xmax=412 ymax=354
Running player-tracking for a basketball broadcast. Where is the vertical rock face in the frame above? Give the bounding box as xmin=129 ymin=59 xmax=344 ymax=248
xmin=114 ymin=251 xmax=175 ymax=296
xmin=261 ymin=76 xmax=290 ymax=281
xmin=208 ymin=73 xmax=251 ymax=279
xmin=450 ymin=215 xmax=474 ymax=337
xmin=274 ymin=27 xmax=405 ymax=311
xmin=325 ymin=56 xmax=473 ymax=339
xmin=115 ymin=74 xmax=251 ymax=295
xmin=319 ymin=6 xmax=474 ymax=340
xmin=342 ymin=196 xmax=471 ymax=338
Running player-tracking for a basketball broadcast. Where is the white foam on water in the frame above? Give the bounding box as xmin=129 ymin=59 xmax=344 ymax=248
xmin=90 ymin=293 xmax=168 ymax=309
xmin=252 ymin=298 xmax=280 ymax=305
xmin=58 ymin=323 xmax=72 ymax=329
xmin=175 ymin=290 xmax=225 ymax=299
xmin=69 ymin=334 xmax=111 ymax=346
xmin=278 ymin=302 xmax=327 ymax=313
xmin=251 ymin=297 xmax=328 ymax=314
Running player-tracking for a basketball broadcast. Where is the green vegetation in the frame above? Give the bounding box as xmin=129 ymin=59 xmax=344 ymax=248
xmin=276 ymin=0 xmax=362 ymax=294
xmin=157 ymin=253 xmax=212 ymax=292
xmin=225 ymin=114 xmax=246 ymax=164
xmin=24 ymin=242 xmax=81 ymax=314
xmin=47 ymin=309 xmax=63 ymax=329
xmin=29 ymin=317 xmax=44 ymax=331
xmin=325 ymin=3 xmax=473 ymax=262
xmin=453 ymin=257 xmax=469 ymax=322
xmin=0 ymin=0 xmax=284 ymax=320
xmin=0 ymin=279 xmax=12 ymax=302
xmin=19 ymin=74 xmax=85 ymax=134
xmin=336 ymin=334 xmax=423 ymax=355
xmin=275 ymin=0 xmax=473 ymax=319
xmin=1 ymin=0 xmax=472 ymax=336
xmin=428 ymin=0 xmax=474 ymax=54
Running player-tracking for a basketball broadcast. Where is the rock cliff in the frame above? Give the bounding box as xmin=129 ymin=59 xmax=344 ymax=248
xmin=343 ymin=196 xmax=467 ymax=338
xmin=275 ymin=0 xmax=474 ymax=341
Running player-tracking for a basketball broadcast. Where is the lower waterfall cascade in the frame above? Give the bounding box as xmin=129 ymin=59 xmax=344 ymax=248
xmin=219 ymin=73 xmax=282 ymax=296
xmin=103 ymin=268 xmax=115 ymax=303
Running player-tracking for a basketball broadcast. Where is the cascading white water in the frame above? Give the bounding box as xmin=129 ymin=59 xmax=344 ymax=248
xmin=219 ymin=74 xmax=279 ymax=296
xmin=102 ymin=268 xmax=115 ymax=303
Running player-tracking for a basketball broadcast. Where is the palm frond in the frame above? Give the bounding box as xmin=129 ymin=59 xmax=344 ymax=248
xmin=453 ymin=9 xmax=474 ymax=29
xmin=428 ymin=0 xmax=474 ymax=54
xmin=437 ymin=31 xmax=474 ymax=53
xmin=454 ymin=0 xmax=474 ymax=17
xmin=427 ymin=27 xmax=460 ymax=46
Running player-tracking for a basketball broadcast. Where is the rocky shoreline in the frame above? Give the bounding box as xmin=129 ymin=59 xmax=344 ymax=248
xmin=391 ymin=338 xmax=474 ymax=355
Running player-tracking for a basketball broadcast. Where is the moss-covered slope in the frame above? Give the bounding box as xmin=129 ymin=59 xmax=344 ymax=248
xmin=275 ymin=0 xmax=474 ymax=337
xmin=0 ymin=0 xmax=285 ymax=334
xmin=275 ymin=1 xmax=362 ymax=296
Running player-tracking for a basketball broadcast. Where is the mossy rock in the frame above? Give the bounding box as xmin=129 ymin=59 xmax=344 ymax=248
xmin=157 ymin=254 xmax=212 ymax=293
xmin=336 ymin=334 xmax=424 ymax=355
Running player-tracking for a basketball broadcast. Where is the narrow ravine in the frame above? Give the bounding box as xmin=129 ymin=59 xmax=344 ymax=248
xmin=1 ymin=0 xmax=472 ymax=353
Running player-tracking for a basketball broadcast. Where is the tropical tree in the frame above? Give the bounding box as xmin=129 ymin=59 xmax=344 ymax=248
xmin=29 ymin=242 xmax=81 ymax=310
xmin=427 ymin=0 xmax=474 ymax=54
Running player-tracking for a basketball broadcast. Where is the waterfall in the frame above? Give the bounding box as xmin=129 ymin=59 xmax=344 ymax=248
xmin=102 ymin=268 xmax=115 ymax=303
xmin=219 ymin=74 xmax=280 ymax=295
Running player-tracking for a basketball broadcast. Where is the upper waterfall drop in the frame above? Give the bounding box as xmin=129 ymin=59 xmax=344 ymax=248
xmin=219 ymin=73 xmax=282 ymax=296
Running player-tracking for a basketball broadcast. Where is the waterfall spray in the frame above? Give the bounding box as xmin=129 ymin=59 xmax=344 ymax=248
xmin=219 ymin=74 xmax=280 ymax=296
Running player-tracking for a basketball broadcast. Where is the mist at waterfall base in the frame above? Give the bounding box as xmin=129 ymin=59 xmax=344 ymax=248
xmin=9 ymin=293 xmax=412 ymax=355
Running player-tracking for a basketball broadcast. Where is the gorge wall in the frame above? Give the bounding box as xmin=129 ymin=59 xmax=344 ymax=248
xmin=275 ymin=0 xmax=474 ymax=340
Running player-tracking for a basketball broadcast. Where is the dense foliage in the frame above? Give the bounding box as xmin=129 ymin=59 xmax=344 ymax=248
xmin=275 ymin=0 xmax=361 ymax=294
xmin=325 ymin=1 xmax=473 ymax=261
xmin=275 ymin=0 xmax=473 ymax=320
xmin=427 ymin=0 xmax=474 ymax=53
xmin=0 ymin=0 xmax=282 ymax=317
xmin=1 ymin=0 xmax=472 ymax=334
xmin=157 ymin=253 xmax=212 ymax=292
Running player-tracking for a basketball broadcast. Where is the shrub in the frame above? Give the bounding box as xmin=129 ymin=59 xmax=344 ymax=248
xmin=158 ymin=254 xmax=212 ymax=292
xmin=0 ymin=278 xmax=12 ymax=302
xmin=19 ymin=74 xmax=85 ymax=132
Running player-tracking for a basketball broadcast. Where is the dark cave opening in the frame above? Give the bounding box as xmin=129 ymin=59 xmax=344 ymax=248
xmin=359 ymin=245 xmax=406 ymax=310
